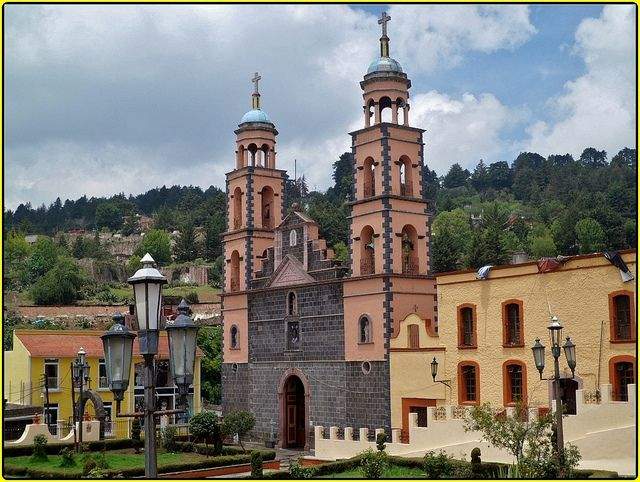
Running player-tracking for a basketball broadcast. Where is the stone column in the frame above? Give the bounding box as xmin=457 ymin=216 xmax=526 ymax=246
xmin=344 ymin=427 xmax=353 ymax=441
xmin=374 ymin=103 xmax=381 ymax=124
xmin=329 ymin=426 xmax=339 ymax=440
xmin=404 ymin=104 xmax=410 ymax=125
xmin=392 ymin=102 xmax=398 ymax=124
xmin=364 ymin=106 xmax=370 ymax=128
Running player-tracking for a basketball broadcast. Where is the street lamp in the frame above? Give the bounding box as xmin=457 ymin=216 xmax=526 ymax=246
xmin=530 ymin=315 xmax=578 ymax=470
xmin=101 ymin=253 xmax=198 ymax=479
xmin=72 ymin=347 xmax=90 ymax=449
xmin=429 ymin=357 xmax=451 ymax=388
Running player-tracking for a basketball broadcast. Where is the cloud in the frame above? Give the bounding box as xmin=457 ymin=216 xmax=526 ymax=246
xmin=410 ymin=91 xmax=519 ymax=174
xmin=4 ymin=5 xmax=536 ymax=208
xmin=523 ymin=5 xmax=636 ymax=158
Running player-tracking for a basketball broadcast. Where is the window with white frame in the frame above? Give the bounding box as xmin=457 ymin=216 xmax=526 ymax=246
xmin=44 ymin=359 xmax=59 ymax=389
xmin=99 ymin=359 xmax=108 ymax=389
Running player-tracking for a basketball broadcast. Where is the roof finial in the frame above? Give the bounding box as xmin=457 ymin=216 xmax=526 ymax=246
xmin=378 ymin=11 xmax=391 ymax=58
xmin=251 ymin=72 xmax=261 ymax=110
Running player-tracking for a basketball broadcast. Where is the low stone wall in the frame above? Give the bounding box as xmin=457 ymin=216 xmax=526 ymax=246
xmin=314 ymin=383 xmax=636 ymax=476
xmin=5 ymin=421 xmax=100 ymax=446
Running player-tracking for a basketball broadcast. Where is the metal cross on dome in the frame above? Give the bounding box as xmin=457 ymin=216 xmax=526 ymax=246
xmin=378 ymin=11 xmax=391 ymax=37
xmin=252 ymin=72 xmax=261 ymax=94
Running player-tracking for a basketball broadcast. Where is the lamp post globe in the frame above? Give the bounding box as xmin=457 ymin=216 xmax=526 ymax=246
xmin=128 ymin=253 xmax=167 ymax=355
xmin=430 ymin=357 xmax=438 ymax=382
xmin=548 ymin=316 xmax=563 ymax=349
xmin=101 ymin=314 xmax=136 ymax=402
xmin=562 ymin=337 xmax=577 ymax=377
xmin=166 ymin=299 xmax=199 ymax=407
xmin=531 ymin=338 xmax=546 ymax=379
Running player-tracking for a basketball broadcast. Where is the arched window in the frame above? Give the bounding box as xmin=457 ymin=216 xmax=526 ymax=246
xmin=396 ymin=98 xmax=406 ymax=125
xmin=230 ymin=250 xmax=240 ymax=292
xmin=233 ymin=187 xmax=243 ymax=230
xmin=401 ymin=224 xmax=418 ymax=275
xmin=609 ymin=291 xmax=635 ymax=342
xmin=236 ymin=145 xmax=245 ymax=169
xmin=503 ymin=360 xmax=527 ymax=406
xmin=287 ymin=291 xmax=298 ymax=316
xmin=458 ymin=304 xmax=477 ymax=348
xmin=458 ymin=362 xmax=480 ymax=405
xmin=379 ymin=96 xmax=392 ymax=123
xmin=398 ymin=156 xmax=413 ymax=196
xmin=363 ymin=157 xmax=375 ymax=198
xmin=609 ymin=355 xmax=636 ymax=401
xmin=502 ymin=300 xmax=524 ymax=347
xmin=365 ymin=99 xmax=375 ymax=127
xmin=261 ymin=186 xmax=274 ymax=229
xmin=289 ymin=229 xmax=297 ymax=247
xmin=359 ymin=315 xmax=372 ymax=344
xmin=360 ymin=225 xmax=375 ymax=275
xmin=230 ymin=325 xmax=239 ymax=349
xmin=408 ymin=324 xmax=420 ymax=348
xmin=247 ymin=143 xmax=258 ymax=166
xmin=260 ymin=144 xmax=270 ymax=167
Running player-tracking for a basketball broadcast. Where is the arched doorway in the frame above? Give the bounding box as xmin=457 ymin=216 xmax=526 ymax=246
xmin=77 ymin=390 xmax=107 ymax=440
xmin=278 ymin=370 xmax=309 ymax=450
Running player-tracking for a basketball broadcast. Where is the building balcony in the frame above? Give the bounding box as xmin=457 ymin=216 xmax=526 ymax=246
xmin=402 ymin=256 xmax=419 ymax=275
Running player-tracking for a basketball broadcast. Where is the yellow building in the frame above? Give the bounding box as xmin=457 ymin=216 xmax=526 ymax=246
xmin=4 ymin=329 xmax=202 ymax=438
xmin=390 ymin=250 xmax=636 ymax=439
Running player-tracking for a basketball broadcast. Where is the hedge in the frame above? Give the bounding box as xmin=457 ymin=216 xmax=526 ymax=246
xmin=3 ymin=452 xmax=271 ymax=479
xmin=2 ymin=438 xmax=141 ymax=457
xmin=172 ymin=441 xmax=274 ymax=459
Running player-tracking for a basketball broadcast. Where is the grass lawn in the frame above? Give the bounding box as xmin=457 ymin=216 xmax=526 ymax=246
xmin=108 ymin=284 xmax=220 ymax=303
xmin=318 ymin=464 xmax=426 ymax=478
xmin=4 ymin=451 xmax=208 ymax=476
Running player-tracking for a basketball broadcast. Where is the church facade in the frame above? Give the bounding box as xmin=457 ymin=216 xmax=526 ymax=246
xmin=221 ymin=14 xmax=437 ymax=449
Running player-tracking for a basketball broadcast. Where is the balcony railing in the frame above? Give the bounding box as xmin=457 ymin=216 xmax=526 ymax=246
xmin=400 ymin=183 xmax=413 ymax=196
xmin=364 ymin=182 xmax=375 ymax=198
xmin=360 ymin=258 xmax=375 ymax=275
xmin=402 ymin=256 xmax=419 ymax=275
xmin=233 ymin=217 xmax=242 ymax=230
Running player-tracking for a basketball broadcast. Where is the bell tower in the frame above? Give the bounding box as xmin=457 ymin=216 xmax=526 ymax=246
xmin=343 ymin=12 xmax=437 ymax=362
xmin=222 ymin=72 xmax=286 ymax=365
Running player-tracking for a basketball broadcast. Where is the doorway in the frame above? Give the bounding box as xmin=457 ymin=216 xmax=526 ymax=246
xmin=559 ymin=378 xmax=579 ymax=415
xmin=283 ymin=375 xmax=306 ymax=448
xmin=401 ymin=398 xmax=436 ymax=443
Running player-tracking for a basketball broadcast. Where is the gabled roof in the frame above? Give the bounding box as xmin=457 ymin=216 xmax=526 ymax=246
xmin=13 ymin=330 xmax=202 ymax=358
xmin=276 ymin=210 xmax=317 ymax=230
xmin=266 ymin=254 xmax=315 ymax=288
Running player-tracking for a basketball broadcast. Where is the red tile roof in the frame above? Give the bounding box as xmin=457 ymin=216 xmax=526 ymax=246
xmin=14 ymin=330 xmax=202 ymax=358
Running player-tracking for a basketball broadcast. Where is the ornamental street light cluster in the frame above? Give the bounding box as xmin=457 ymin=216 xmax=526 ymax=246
xmin=100 ymin=253 xmax=199 ymax=479
xmin=72 ymin=347 xmax=90 ymax=450
xmin=530 ymin=315 xmax=578 ymax=469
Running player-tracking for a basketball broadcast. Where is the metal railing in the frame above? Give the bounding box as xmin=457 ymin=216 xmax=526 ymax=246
xmin=360 ymin=258 xmax=375 ymax=275
xmin=402 ymin=256 xmax=419 ymax=275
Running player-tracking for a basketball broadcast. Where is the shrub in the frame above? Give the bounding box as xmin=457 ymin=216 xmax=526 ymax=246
xmin=470 ymin=447 xmax=482 ymax=477
xmin=82 ymin=457 xmax=97 ymax=476
xmin=189 ymin=411 xmax=221 ymax=452
xmin=375 ymin=432 xmax=387 ymax=452
xmin=185 ymin=291 xmax=199 ymax=304
xmin=131 ymin=418 xmax=142 ymax=453
xmin=86 ymin=467 xmax=108 ymax=479
xmin=58 ymin=447 xmax=76 ymax=467
xmin=422 ymin=450 xmax=455 ymax=479
xmin=250 ymin=451 xmax=263 ymax=478
xmin=31 ymin=434 xmax=48 ymax=462
xmin=359 ymin=448 xmax=388 ymax=479
xmin=161 ymin=426 xmax=178 ymax=452
xmin=289 ymin=459 xmax=313 ymax=479
xmin=221 ymin=410 xmax=256 ymax=452
xmin=95 ymin=450 xmax=109 ymax=469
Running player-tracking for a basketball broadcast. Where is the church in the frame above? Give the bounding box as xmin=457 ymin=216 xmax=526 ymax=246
xmin=221 ymin=12 xmax=438 ymax=450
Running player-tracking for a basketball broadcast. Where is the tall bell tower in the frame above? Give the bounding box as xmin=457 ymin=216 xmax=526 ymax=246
xmin=222 ymin=73 xmax=286 ymax=365
xmin=343 ymin=12 xmax=437 ymax=364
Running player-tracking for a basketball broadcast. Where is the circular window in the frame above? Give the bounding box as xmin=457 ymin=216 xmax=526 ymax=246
xmin=361 ymin=361 xmax=372 ymax=375
xmin=232 ymin=363 xmax=238 ymax=373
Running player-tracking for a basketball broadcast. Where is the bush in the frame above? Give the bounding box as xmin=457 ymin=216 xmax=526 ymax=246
xmin=189 ymin=411 xmax=221 ymax=452
xmin=185 ymin=291 xmax=199 ymax=304
xmin=359 ymin=448 xmax=388 ymax=479
xmin=289 ymin=459 xmax=313 ymax=479
xmin=95 ymin=450 xmax=109 ymax=469
xmin=31 ymin=434 xmax=48 ymax=462
xmin=250 ymin=451 xmax=263 ymax=478
xmin=375 ymin=432 xmax=387 ymax=452
xmin=221 ymin=410 xmax=256 ymax=452
xmin=3 ymin=437 xmax=140 ymax=458
xmin=470 ymin=447 xmax=482 ymax=477
xmin=161 ymin=426 xmax=178 ymax=452
xmin=423 ymin=450 xmax=455 ymax=479
xmin=82 ymin=457 xmax=97 ymax=476
xmin=58 ymin=447 xmax=76 ymax=467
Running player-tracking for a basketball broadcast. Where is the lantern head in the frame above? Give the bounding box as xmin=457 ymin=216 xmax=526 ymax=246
xmin=101 ymin=315 xmax=136 ymax=402
xmin=548 ymin=315 xmax=563 ymax=349
xmin=166 ymin=299 xmax=199 ymax=402
xmin=562 ymin=336 xmax=577 ymax=377
xmin=531 ymin=338 xmax=546 ymax=379
xmin=430 ymin=357 xmax=438 ymax=382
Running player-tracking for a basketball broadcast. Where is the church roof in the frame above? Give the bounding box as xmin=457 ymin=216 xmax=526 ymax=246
xmin=239 ymin=108 xmax=273 ymax=125
xmin=277 ymin=210 xmax=317 ymax=229
xmin=367 ymin=56 xmax=403 ymax=74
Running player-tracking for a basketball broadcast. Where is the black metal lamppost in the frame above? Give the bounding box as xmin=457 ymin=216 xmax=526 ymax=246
xmin=72 ymin=346 xmax=90 ymax=449
xmin=531 ymin=315 xmax=577 ymax=465
xmin=100 ymin=253 xmax=199 ymax=479
xmin=429 ymin=357 xmax=451 ymax=388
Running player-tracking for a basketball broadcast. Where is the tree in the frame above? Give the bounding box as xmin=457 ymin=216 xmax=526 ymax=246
xmin=470 ymin=160 xmax=489 ymax=191
xmin=574 ymin=218 xmax=606 ymax=254
xmin=95 ymin=202 xmax=123 ymax=231
xmin=332 ymin=241 xmax=349 ymax=264
xmin=487 ymin=161 xmax=512 ymax=190
xmin=153 ymin=205 xmax=175 ymax=231
xmin=611 ymin=147 xmax=636 ymax=170
xmin=31 ymin=257 xmax=85 ymax=305
xmin=198 ymin=326 xmax=222 ymax=404
xmin=133 ymin=229 xmax=172 ymax=265
xmin=72 ymin=237 xmax=89 ymax=259
xmin=442 ymin=163 xmax=470 ymax=188
xmin=530 ymin=234 xmax=558 ymax=258
xmin=27 ymin=236 xmax=59 ymax=283
xmin=326 ymin=152 xmax=353 ymax=203
xmin=189 ymin=411 xmax=222 ymax=453
xmin=579 ymin=147 xmax=607 ymax=167
xmin=222 ymin=410 xmax=256 ymax=452
xmin=203 ymin=214 xmax=225 ymax=262
xmin=431 ymin=209 xmax=472 ymax=272
xmin=174 ymin=219 xmax=198 ymax=262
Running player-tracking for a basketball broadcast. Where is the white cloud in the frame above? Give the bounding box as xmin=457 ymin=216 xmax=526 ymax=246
xmin=523 ymin=5 xmax=636 ymax=157
xmin=411 ymin=91 xmax=519 ymax=173
xmin=4 ymin=5 xmax=536 ymax=208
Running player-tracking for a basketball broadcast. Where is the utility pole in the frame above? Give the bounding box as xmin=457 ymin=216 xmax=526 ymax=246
xmin=70 ymin=363 xmax=78 ymax=452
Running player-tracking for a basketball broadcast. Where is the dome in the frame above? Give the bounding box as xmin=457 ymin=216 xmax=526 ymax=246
xmin=239 ymin=108 xmax=272 ymax=124
xmin=367 ymin=56 xmax=403 ymax=74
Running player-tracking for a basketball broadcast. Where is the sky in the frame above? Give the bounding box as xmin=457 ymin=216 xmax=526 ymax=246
xmin=4 ymin=4 xmax=636 ymax=210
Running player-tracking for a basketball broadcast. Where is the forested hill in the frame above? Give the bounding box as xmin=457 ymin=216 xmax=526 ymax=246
xmin=4 ymin=147 xmax=636 ymax=273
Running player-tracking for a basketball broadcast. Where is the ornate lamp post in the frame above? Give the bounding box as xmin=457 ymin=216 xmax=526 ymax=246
xmin=101 ymin=254 xmax=198 ymax=479
xmin=429 ymin=357 xmax=451 ymax=388
xmin=530 ymin=315 xmax=577 ymax=467
xmin=72 ymin=347 xmax=90 ymax=449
